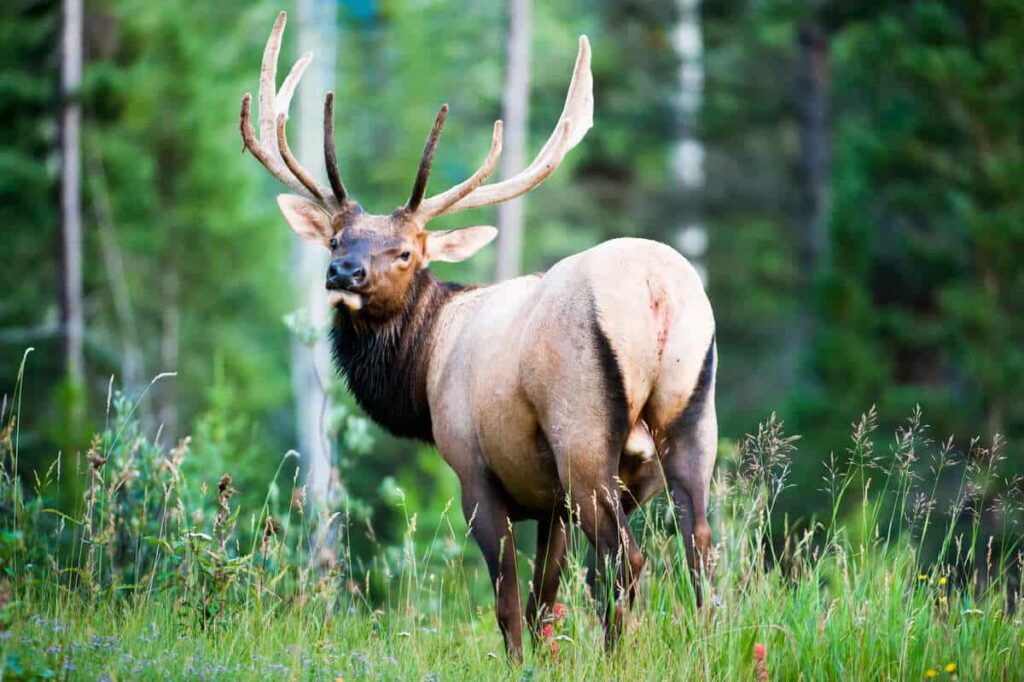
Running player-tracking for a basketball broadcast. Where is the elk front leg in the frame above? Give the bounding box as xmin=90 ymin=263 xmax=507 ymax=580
xmin=526 ymin=513 xmax=568 ymax=641
xmin=462 ymin=478 xmax=523 ymax=662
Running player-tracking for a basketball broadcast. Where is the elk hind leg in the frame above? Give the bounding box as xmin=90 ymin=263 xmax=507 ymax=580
xmin=655 ymin=340 xmax=717 ymax=605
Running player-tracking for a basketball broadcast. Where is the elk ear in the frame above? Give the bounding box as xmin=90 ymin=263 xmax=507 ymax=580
xmin=423 ymin=226 xmax=498 ymax=264
xmin=276 ymin=194 xmax=333 ymax=244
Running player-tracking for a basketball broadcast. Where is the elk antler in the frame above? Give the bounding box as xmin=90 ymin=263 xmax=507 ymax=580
xmin=323 ymin=92 xmax=349 ymax=205
xmin=240 ymin=11 xmax=343 ymax=209
xmin=410 ymin=35 xmax=593 ymax=224
xmin=405 ymin=104 xmax=449 ymax=213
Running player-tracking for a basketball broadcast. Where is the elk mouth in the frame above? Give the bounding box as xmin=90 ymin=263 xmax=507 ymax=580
xmin=327 ymin=289 xmax=364 ymax=312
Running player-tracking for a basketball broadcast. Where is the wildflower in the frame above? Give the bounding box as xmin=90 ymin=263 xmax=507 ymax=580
xmin=925 ymin=670 xmax=937 ymax=678
xmin=553 ymin=602 xmax=567 ymax=623
xmin=214 ymin=473 xmax=235 ymax=535
xmin=944 ymin=663 xmax=956 ymax=673
xmin=938 ymin=577 xmax=947 ymax=586
xmin=260 ymin=515 xmax=282 ymax=560
xmin=541 ymin=623 xmax=554 ymax=641
xmin=263 ymin=516 xmax=282 ymax=541
xmin=87 ymin=450 xmax=107 ymax=472
xmin=938 ymin=594 xmax=947 ymax=605
xmin=918 ymin=574 xmax=928 ymax=582
xmin=753 ymin=643 xmax=768 ymax=682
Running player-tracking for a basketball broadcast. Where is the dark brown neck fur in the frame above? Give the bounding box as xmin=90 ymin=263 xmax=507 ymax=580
xmin=330 ymin=269 xmax=468 ymax=443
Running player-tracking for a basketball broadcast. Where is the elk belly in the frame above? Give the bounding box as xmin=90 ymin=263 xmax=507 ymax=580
xmin=623 ymin=420 xmax=656 ymax=461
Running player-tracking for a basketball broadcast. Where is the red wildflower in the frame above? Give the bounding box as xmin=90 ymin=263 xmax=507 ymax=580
xmin=542 ymin=623 xmax=554 ymax=641
xmin=549 ymin=639 xmax=559 ymax=660
xmin=553 ymin=603 xmax=567 ymax=623
xmin=753 ymin=643 xmax=768 ymax=681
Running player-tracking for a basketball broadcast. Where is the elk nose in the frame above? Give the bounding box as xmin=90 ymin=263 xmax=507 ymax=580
xmin=326 ymin=258 xmax=367 ymax=290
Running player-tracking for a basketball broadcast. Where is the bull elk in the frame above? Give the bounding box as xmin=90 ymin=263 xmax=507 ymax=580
xmin=241 ymin=12 xmax=717 ymax=661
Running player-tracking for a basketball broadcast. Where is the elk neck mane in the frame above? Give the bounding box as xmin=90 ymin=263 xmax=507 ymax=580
xmin=330 ymin=269 xmax=470 ymax=443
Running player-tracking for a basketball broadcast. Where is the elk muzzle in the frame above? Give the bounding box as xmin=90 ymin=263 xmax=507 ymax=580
xmin=326 ymin=256 xmax=368 ymax=291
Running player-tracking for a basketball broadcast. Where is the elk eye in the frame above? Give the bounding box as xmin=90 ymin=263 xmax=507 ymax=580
xmin=329 ymin=238 xmax=338 ymax=249
xmin=399 ymin=251 xmax=412 ymax=262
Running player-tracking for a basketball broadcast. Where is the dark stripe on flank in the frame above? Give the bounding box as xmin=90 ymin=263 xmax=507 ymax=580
xmin=673 ymin=334 xmax=716 ymax=430
xmin=591 ymin=303 xmax=631 ymax=458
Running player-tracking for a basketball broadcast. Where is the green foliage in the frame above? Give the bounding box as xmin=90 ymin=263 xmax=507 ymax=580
xmin=188 ymin=355 xmax=281 ymax=516
xmin=0 ymin=1 xmax=58 ymax=328
xmin=85 ymin=0 xmax=294 ymax=422
xmin=702 ymin=1 xmax=804 ymax=432
xmin=807 ymin=0 xmax=1024 ymax=482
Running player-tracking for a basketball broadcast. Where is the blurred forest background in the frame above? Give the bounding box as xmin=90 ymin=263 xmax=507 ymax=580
xmin=1 ymin=0 xmax=1022 ymax=562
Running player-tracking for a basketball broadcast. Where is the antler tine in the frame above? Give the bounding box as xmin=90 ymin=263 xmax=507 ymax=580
xmin=240 ymin=11 xmax=333 ymax=206
xmin=405 ymin=104 xmax=449 ymax=213
xmin=240 ymin=94 xmax=313 ymax=198
xmin=277 ymin=51 xmax=313 ymax=124
xmin=258 ymin=11 xmax=287 ymax=148
xmin=424 ymin=35 xmax=593 ymax=218
xmin=323 ymin=92 xmax=348 ymax=205
xmin=413 ymin=119 xmax=503 ymax=221
xmin=277 ymin=114 xmax=326 ymax=202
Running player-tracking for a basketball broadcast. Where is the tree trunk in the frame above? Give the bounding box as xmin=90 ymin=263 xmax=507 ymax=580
xmin=494 ymin=0 xmax=531 ymax=281
xmin=795 ymin=21 xmax=830 ymax=289
xmin=293 ymin=0 xmax=337 ymax=507
xmin=792 ymin=20 xmax=830 ymax=372
xmin=86 ymin=139 xmax=145 ymax=400
xmin=672 ymin=0 xmax=708 ymax=285
xmin=60 ymin=0 xmax=84 ymax=385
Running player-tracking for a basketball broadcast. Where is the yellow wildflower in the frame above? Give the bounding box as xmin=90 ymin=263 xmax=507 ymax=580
xmin=944 ymin=663 xmax=956 ymax=673
xmin=938 ymin=594 xmax=947 ymax=604
xmin=938 ymin=576 xmax=947 ymax=586
xmin=924 ymin=670 xmax=937 ymax=678
xmin=918 ymin=574 xmax=928 ymax=581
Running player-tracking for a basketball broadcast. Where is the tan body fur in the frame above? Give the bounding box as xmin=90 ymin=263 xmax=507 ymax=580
xmin=429 ymin=237 xmax=715 ymax=515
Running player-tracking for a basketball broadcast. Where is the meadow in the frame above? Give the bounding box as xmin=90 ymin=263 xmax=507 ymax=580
xmin=0 ymin=350 xmax=1020 ymax=681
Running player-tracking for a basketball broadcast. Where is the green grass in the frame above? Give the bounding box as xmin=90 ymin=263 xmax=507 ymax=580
xmin=5 ymin=540 xmax=1021 ymax=680
xmin=2 ymin=355 xmax=1022 ymax=679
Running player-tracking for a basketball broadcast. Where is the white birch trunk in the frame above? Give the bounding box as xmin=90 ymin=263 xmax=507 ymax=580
xmin=293 ymin=0 xmax=337 ymax=506
xmin=673 ymin=0 xmax=707 ymax=285
xmin=61 ymin=0 xmax=85 ymax=384
xmin=495 ymin=0 xmax=531 ymax=281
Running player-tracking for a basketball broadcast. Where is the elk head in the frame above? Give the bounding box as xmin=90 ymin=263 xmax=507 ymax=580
xmin=241 ymin=11 xmax=593 ymax=319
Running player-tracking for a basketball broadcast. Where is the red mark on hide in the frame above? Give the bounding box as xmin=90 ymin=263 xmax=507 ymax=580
xmin=648 ymin=279 xmax=671 ymax=362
